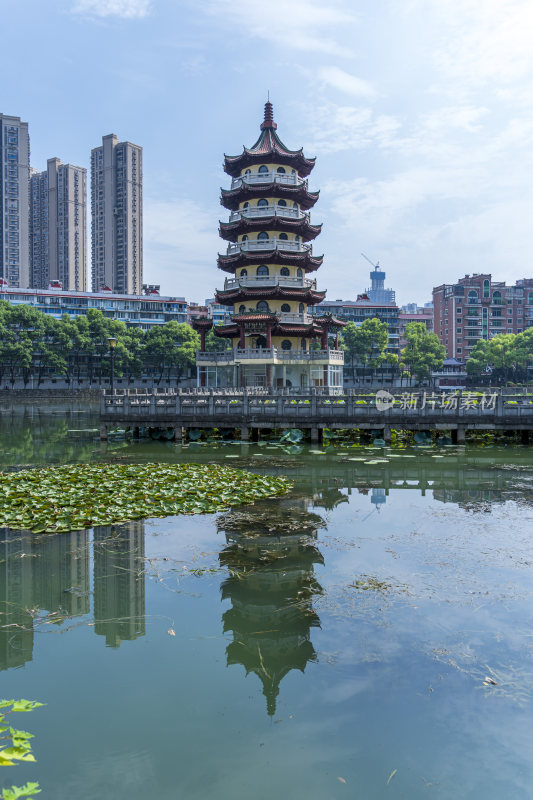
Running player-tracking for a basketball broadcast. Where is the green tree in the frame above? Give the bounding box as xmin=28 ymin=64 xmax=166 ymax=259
xmin=401 ymin=322 xmax=445 ymax=384
xmin=120 ymin=327 xmax=145 ymax=383
xmin=144 ymin=322 xmax=199 ymax=384
xmin=465 ymin=339 xmax=491 ymax=380
xmin=467 ymin=331 xmax=533 ymax=385
xmin=0 ymin=304 xmax=45 ymax=388
xmin=205 ymin=325 xmax=231 ymax=352
xmin=340 ymin=318 xmax=389 ymax=380
xmin=32 ymin=316 xmax=70 ymax=386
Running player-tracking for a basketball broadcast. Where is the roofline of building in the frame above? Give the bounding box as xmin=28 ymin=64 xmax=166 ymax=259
xmin=0 ymin=287 xmax=186 ymax=303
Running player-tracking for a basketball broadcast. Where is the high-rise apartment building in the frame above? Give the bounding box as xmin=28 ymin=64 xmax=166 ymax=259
xmin=30 ymin=158 xmax=87 ymax=291
xmin=433 ymin=274 xmax=533 ymax=359
xmin=91 ymin=134 xmax=143 ymax=294
xmin=0 ymin=114 xmax=30 ymax=287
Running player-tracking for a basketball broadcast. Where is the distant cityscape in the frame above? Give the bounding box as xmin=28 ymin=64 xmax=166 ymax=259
xmin=1 ymin=111 xmax=532 ymax=367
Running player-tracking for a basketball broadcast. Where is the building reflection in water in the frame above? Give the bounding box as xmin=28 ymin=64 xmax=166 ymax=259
xmin=0 ymin=520 xmax=147 ymax=669
xmin=0 ymin=529 xmax=90 ymax=670
xmin=93 ymin=522 xmax=146 ymax=648
xmin=218 ymin=500 xmax=325 ymax=716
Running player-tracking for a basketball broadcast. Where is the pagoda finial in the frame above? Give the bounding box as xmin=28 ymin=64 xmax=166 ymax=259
xmin=261 ymin=99 xmax=277 ymax=130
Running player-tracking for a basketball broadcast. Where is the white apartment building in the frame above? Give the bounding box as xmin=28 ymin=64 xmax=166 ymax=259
xmin=0 ymin=114 xmax=30 ymax=287
xmin=30 ymin=158 xmax=87 ymax=291
xmin=91 ymin=134 xmax=143 ymax=295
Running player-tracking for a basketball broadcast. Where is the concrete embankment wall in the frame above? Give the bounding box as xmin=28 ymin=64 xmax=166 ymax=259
xmin=0 ymin=389 xmax=101 ymax=402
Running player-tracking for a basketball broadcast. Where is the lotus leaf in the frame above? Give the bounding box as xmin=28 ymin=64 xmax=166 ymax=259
xmin=0 ymin=463 xmax=292 ymax=534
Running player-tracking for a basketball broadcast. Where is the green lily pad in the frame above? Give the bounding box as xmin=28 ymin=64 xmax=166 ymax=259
xmin=0 ymin=463 xmax=292 ymax=534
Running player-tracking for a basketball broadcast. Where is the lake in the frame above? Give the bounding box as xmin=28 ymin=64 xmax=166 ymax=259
xmin=1 ymin=402 xmax=533 ymax=799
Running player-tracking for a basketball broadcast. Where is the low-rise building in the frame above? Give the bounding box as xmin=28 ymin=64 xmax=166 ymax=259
xmin=433 ymin=275 xmax=533 ymax=360
xmin=0 ymin=283 xmax=187 ymax=330
xmin=187 ymin=303 xmax=208 ymax=323
xmin=432 ymin=358 xmax=467 ymax=390
xmin=205 ymin=298 xmax=232 ymax=325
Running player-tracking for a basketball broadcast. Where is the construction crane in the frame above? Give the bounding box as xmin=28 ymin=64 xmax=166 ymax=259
xmin=361 ymin=252 xmax=380 ymax=268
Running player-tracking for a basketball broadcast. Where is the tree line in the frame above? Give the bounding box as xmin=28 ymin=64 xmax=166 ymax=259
xmin=466 ymin=329 xmax=533 ymax=383
xmin=340 ymin=318 xmax=446 ymax=383
xmin=0 ymin=302 xmax=203 ymax=386
xmin=5 ymin=300 xmax=529 ymax=387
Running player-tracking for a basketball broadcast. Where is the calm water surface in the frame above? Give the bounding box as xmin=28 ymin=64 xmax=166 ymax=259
xmin=1 ymin=403 xmax=533 ymax=799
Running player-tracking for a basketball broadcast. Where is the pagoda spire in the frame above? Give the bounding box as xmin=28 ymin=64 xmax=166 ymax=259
xmin=260 ymin=100 xmax=277 ymax=130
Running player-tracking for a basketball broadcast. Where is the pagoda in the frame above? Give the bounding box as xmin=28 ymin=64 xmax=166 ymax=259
xmin=193 ymin=101 xmax=345 ymax=389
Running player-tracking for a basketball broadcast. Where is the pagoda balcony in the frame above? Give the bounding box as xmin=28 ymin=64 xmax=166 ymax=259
xmin=279 ymin=312 xmax=314 ymax=324
xmin=223 ymin=275 xmax=317 ymax=290
xmin=226 ymin=239 xmax=311 ymax=255
xmin=230 ymin=172 xmax=306 ymax=190
xmin=196 ymin=348 xmax=344 ymax=364
xmin=228 ymin=205 xmax=308 ymax=222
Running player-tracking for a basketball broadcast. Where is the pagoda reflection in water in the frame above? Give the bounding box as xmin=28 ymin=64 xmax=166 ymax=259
xmin=218 ymin=499 xmax=325 ymax=716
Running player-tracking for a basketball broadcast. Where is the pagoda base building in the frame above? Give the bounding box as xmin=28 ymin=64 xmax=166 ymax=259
xmin=193 ymin=102 xmax=344 ymax=390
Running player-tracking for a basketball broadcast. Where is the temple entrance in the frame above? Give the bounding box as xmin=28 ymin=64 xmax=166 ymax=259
xmin=255 ymin=335 xmax=267 ymax=349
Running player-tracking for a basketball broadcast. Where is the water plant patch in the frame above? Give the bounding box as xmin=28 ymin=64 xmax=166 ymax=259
xmin=0 ymin=463 xmax=292 ymax=534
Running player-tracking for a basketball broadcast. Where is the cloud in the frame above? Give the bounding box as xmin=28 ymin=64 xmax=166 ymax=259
xmin=303 ymin=102 xmax=400 ymax=153
xmin=410 ymin=0 xmax=533 ymax=89
xmin=72 ymin=0 xmax=152 ymax=18
xmin=317 ymin=66 xmax=375 ymax=98
xmin=206 ymin=0 xmax=357 ymax=56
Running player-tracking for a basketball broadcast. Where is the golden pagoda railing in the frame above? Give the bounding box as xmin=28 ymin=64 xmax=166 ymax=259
xmin=196 ymin=348 xmax=344 ymax=363
xmin=222 ymin=276 xmax=316 ymax=290
xmin=228 ymin=205 xmax=308 ymax=222
xmin=230 ymin=172 xmax=306 ymax=189
xmin=226 ymin=239 xmax=311 ymax=255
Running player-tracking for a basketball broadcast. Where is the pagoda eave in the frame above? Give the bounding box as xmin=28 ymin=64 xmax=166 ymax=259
xmin=190 ymin=317 xmax=213 ymax=330
xmin=219 ymin=217 xmax=322 ymax=242
xmin=214 ymin=324 xmax=239 ymax=338
xmin=224 ymin=151 xmax=316 ymax=179
xmin=313 ymin=315 xmax=347 ymax=328
xmin=215 ymin=286 xmax=326 ymax=305
xmin=217 ymin=250 xmax=324 ymax=274
xmin=220 ymin=184 xmax=319 ymax=212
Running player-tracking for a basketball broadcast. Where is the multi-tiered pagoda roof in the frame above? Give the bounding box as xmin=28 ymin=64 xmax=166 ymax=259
xmin=223 ymin=102 xmax=316 ymax=178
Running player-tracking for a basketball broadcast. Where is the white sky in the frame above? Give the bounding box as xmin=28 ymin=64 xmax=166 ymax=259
xmin=5 ymin=0 xmax=533 ymax=305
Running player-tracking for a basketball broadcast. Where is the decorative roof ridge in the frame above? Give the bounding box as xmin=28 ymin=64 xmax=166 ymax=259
xmin=224 ymin=102 xmax=316 ymax=169
xmin=260 ymin=100 xmax=276 ymax=130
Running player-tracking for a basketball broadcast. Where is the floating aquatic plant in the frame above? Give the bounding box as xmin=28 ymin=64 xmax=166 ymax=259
xmin=0 ymin=463 xmax=292 ymax=534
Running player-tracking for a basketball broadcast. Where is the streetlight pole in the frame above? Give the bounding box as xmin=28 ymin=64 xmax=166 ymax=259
xmin=107 ymin=337 xmax=117 ymax=394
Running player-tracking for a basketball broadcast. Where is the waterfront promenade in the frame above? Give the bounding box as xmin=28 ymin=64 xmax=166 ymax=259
xmin=100 ymin=388 xmax=533 ymax=442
